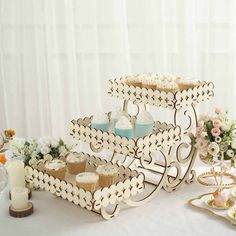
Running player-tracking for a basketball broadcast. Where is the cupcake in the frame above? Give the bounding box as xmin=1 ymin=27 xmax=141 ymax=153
xmin=156 ymin=80 xmax=179 ymax=93
xmin=213 ymin=190 xmax=229 ymax=208
xmin=125 ymin=75 xmax=142 ymax=87
xmin=66 ymin=152 xmax=87 ymax=175
xmin=115 ymin=116 xmax=133 ymax=139
xmin=96 ymin=164 xmax=119 ymax=187
xmin=141 ymin=78 xmax=157 ymax=90
xmin=45 ymin=159 xmax=66 ymax=180
xmin=110 ymin=107 xmax=126 ymax=131
xmin=135 ymin=111 xmax=154 ymax=138
xmin=175 ymin=78 xmax=199 ymax=90
xmin=91 ymin=113 xmax=109 ymax=132
xmin=76 ymin=172 xmax=99 ymax=192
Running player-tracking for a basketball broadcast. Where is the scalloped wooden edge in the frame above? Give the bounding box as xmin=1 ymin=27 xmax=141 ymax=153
xmin=25 ymin=153 xmax=145 ymax=215
xmin=107 ymin=78 xmax=214 ymax=110
xmin=70 ymin=115 xmax=181 ymax=158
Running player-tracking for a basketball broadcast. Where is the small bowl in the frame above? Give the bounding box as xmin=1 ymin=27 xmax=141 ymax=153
xmin=115 ymin=128 xmax=133 ymax=139
xmin=91 ymin=123 xmax=109 ymax=132
xmin=135 ymin=123 xmax=154 ymax=138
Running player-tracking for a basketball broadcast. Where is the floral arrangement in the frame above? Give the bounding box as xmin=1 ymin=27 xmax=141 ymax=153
xmin=7 ymin=136 xmax=73 ymax=166
xmin=194 ymin=108 xmax=236 ymax=167
xmin=0 ymin=129 xmax=16 ymax=165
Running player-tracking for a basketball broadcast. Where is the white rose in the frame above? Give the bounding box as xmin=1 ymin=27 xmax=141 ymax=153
xmin=221 ymin=121 xmax=231 ymax=132
xmin=226 ymin=149 xmax=234 ymax=157
xmin=51 ymin=139 xmax=59 ymax=148
xmin=207 ymin=142 xmax=220 ymax=156
xmin=232 ymin=129 xmax=236 ymax=137
xmin=215 ymin=136 xmax=222 ymax=143
xmin=10 ymin=137 xmax=26 ymax=149
xmin=40 ymin=146 xmax=50 ymax=155
xmin=38 ymin=137 xmax=51 ymax=146
xmin=59 ymin=146 xmax=67 ymax=155
xmin=231 ymin=140 xmax=236 ymax=149
xmin=201 ymin=132 xmax=208 ymax=137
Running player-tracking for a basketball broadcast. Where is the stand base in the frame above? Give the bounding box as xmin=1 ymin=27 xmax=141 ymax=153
xmin=9 ymin=202 xmax=34 ymax=218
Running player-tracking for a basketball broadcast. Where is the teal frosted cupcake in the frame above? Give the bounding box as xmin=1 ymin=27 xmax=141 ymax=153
xmin=115 ymin=116 xmax=133 ymax=139
xmin=135 ymin=111 xmax=154 ymax=138
xmin=91 ymin=113 xmax=109 ymax=132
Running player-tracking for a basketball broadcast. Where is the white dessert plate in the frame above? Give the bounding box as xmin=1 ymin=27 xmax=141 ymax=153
xmin=228 ymin=208 xmax=236 ymax=221
xmin=231 ymin=188 xmax=236 ymax=198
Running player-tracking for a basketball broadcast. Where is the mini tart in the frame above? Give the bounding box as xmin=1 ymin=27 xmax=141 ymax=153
xmin=76 ymin=172 xmax=99 ymax=192
xmin=45 ymin=159 xmax=66 ymax=180
xmin=175 ymin=78 xmax=199 ymax=90
xmin=96 ymin=164 xmax=119 ymax=187
xmin=66 ymin=153 xmax=87 ymax=175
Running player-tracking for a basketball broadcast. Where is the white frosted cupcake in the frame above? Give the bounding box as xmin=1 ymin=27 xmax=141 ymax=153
xmin=115 ymin=116 xmax=133 ymax=139
xmin=110 ymin=107 xmax=126 ymax=131
xmin=66 ymin=152 xmax=87 ymax=175
xmin=175 ymin=78 xmax=199 ymax=90
xmin=96 ymin=164 xmax=119 ymax=187
xmin=156 ymin=80 xmax=178 ymax=93
xmin=76 ymin=172 xmax=99 ymax=192
xmin=141 ymin=78 xmax=157 ymax=90
xmin=91 ymin=113 xmax=109 ymax=132
xmin=135 ymin=111 xmax=154 ymax=138
xmin=45 ymin=159 xmax=66 ymax=180
xmin=125 ymin=75 xmax=142 ymax=87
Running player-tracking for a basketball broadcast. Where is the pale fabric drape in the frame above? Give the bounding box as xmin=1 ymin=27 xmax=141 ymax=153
xmin=0 ymin=0 xmax=236 ymax=139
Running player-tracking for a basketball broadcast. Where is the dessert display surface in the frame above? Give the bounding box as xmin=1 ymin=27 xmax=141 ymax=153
xmin=26 ymin=153 xmax=144 ymax=219
xmin=108 ymin=76 xmax=214 ymax=109
xmin=23 ymin=74 xmax=214 ymax=220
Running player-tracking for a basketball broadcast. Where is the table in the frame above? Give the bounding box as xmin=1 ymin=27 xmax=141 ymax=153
xmin=1 ymin=168 xmax=235 ymax=236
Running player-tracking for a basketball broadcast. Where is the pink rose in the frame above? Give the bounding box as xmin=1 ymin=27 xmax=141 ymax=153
xmin=215 ymin=107 xmax=222 ymax=114
xmin=195 ymin=127 xmax=203 ymax=138
xmin=211 ymin=127 xmax=221 ymax=137
xmin=212 ymin=119 xmax=222 ymax=128
xmin=195 ymin=138 xmax=207 ymax=151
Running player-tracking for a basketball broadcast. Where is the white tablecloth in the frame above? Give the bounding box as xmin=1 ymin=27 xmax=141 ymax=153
xmin=1 ymin=168 xmax=235 ymax=236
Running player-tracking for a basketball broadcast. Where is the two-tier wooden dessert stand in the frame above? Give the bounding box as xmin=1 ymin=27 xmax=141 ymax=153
xmin=27 ymin=76 xmax=214 ymax=219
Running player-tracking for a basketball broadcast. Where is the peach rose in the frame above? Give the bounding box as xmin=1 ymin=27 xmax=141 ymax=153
xmin=211 ymin=127 xmax=221 ymax=137
xmin=212 ymin=119 xmax=221 ymax=128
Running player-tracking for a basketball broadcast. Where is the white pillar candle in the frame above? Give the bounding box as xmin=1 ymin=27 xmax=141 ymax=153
xmin=11 ymin=187 xmax=28 ymax=210
xmin=7 ymin=160 xmax=25 ymax=189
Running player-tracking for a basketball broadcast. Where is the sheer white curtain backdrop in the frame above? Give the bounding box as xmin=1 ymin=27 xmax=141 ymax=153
xmin=0 ymin=0 xmax=236 ymax=139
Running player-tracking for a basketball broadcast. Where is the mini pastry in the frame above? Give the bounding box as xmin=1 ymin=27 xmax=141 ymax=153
xmin=115 ymin=116 xmax=133 ymax=139
xmin=135 ymin=111 xmax=154 ymax=138
xmin=91 ymin=113 xmax=109 ymax=132
xmin=125 ymin=75 xmax=142 ymax=87
xmin=96 ymin=164 xmax=119 ymax=187
xmin=175 ymin=78 xmax=199 ymax=90
xmin=66 ymin=152 xmax=87 ymax=175
xmin=76 ymin=172 xmax=99 ymax=192
xmin=213 ymin=190 xmax=229 ymax=208
xmin=45 ymin=159 xmax=66 ymax=180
